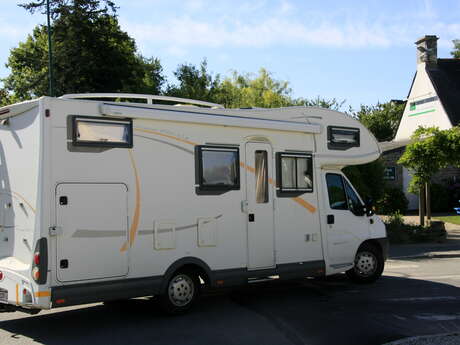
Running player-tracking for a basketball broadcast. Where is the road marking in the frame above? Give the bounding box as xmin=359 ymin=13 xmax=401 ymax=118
xmin=416 ymin=275 xmax=460 ymax=280
xmin=383 ymin=296 xmax=460 ymax=302
xmin=385 ymin=264 xmax=419 ymax=269
xmin=385 ymin=273 xmax=460 ymax=280
xmin=415 ymin=313 xmax=460 ymax=321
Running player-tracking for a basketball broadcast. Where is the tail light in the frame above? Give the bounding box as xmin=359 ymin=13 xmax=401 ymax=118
xmin=32 ymin=238 xmax=48 ymax=284
xmin=0 ymin=271 xmax=3 ymax=281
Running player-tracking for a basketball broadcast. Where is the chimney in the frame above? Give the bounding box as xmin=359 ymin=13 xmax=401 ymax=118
xmin=415 ymin=35 xmax=438 ymax=65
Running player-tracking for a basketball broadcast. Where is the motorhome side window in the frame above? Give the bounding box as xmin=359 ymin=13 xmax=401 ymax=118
xmin=72 ymin=116 xmax=133 ymax=148
xmin=326 ymin=174 xmax=348 ymax=210
xmin=196 ymin=146 xmax=240 ymax=191
xmin=327 ymin=126 xmax=360 ymax=150
xmin=276 ymin=153 xmax=313 ymax=194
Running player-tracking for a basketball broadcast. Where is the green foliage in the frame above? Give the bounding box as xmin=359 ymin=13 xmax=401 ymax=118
xmin=451 ymin=39 xmax=460 ymax=59
xmin=353 ymin=102 xmax=404 ymax=141
xmin=435 ymin=216 xmax=460 ymax=225
xmin=343 ymin=159 xmax=386 ymax=202
xmin=166 ymin=60 xmax=221 ymax=102
xmin=0 ymin=88 xmax=19 ymax=107
xmin=19 ymin=0 xmax=117 ymax=18
xmin=398 ymin=126 xmax=460 ymax=193
xmin=292 ymin=96 xmax=345 ymax=111
xmin=384 ymin=211 xmax=446 ymax=244
xmin=216 ymin=68 xmax=294 ymax=108
xmin=4 ymin=0 xmax=164 ymax=99
xmin=376 ymin=187 xmax=408 ymax=215
xmin=166 ymin=61 xmax=344 ymax=110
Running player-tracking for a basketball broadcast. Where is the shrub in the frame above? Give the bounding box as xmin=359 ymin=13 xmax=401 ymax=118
xmin=377 ymin=187 xmax=408 ymax=215
xmin=384 ymin=211 xmax=446 ymax=244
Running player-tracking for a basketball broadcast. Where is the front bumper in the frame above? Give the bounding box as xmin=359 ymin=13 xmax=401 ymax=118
xmin=375 ymin=237 xmax=389 ymax=261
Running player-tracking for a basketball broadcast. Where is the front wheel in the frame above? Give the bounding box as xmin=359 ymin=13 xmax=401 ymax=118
xmin=159 ymin=269 xmax=200 ymax=314
xmin=346 ymin=243 xmax=384 ymax=284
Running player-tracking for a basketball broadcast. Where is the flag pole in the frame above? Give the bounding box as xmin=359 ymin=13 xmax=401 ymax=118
xmin=46 ymin=0 xmax=54 ymax=97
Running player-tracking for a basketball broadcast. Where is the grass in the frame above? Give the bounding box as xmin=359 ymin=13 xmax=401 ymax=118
xmin=434 ymin=215 xmax=460 ymax=225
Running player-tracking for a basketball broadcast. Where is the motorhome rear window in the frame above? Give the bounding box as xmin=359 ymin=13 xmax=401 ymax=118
xmin=327 ymin=126 xmax=360 ymax=150
xmin=276 ymin=152 xmax=313 ymax=194
xmin=72 ymin=116 xmax=133 ymax=148
xmin=196 ymin=146 xmax=240 ymax=191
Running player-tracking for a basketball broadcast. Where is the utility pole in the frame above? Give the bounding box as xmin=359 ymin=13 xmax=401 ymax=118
xmin=46 ymin=0 xmax=54 ymax=97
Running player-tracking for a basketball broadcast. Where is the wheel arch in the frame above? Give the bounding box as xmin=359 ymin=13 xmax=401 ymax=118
xmin=161 ymin=257 xmax=213 ymax=292
xmin=358 ymin=237 xmax=388 ymax=260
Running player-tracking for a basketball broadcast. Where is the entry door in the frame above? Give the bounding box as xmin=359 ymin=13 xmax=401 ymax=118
xmin=56 ymin=183 xmax=129 ymax=282
xmin=245 ymin=143 xmax=275 ymax=270
xmin=323 ymin=172 xmax=370 ymax=267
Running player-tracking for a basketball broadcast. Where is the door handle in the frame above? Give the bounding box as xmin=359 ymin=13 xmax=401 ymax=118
xmin=248 ymin=214 xmax=255 ymax=222
xmin=327 ymin=214 xmax=334 ymax=224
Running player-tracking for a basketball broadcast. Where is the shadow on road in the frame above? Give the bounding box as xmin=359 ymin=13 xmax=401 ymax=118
xmin=1 ymin=275 xmax=460 ymax=345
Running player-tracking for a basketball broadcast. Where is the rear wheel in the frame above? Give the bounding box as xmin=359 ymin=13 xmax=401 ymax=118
xmin=346 ymin=243 xmax=384 ymax=284
xmin=159 ymin=269 xmax=200 ymax=314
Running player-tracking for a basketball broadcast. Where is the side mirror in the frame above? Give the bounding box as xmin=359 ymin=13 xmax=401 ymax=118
xmin=364 ymin=198 xmax=374 ymax=217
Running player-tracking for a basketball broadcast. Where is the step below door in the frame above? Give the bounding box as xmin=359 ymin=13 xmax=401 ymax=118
xmin=56 ymin=183 xmax=129 ymax=282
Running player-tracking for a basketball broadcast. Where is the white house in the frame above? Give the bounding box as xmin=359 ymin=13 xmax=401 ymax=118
xmin=383 ymin=35 xmax=460 ymax=210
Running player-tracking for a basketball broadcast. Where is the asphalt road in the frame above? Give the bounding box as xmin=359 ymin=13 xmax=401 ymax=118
xmin=1 ymin=257 xmax=460 ymax=345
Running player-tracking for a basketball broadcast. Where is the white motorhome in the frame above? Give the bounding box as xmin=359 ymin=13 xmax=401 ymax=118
xmin=0 ymin=94 xmax=387 ymax=314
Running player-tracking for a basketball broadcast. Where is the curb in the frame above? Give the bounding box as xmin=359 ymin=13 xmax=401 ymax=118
xmin=382 ymin=332 xmax=460 ymax=345
xmin=389 ymin=252 xmax=460 ymax=260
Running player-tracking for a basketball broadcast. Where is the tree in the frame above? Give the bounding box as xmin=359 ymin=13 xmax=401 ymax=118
xmin=398 ymin=126 xmax=460 ymax=224
xmin=451 ymin=39 xmax=460 ymax=59
xmin=19 ymin=0 xmax=117 ymax=19
xmin=215 ymin=68 xmax=294 ymax=108
xmin=353 ymin=101 xmax=404 ymax=142
xmin=3 ymin=0 xmax=164 ymax=99
xmin=166 ymin=60 xmax=221 ymax=102
xmin=343 ymin=159 xmax=386 ymax=203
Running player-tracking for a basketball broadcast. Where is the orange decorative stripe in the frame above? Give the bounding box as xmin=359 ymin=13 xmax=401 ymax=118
xmin=15 ymin=284 xmax=19 ymax=305
xmin=132 ymin=128 xmax=316 ymax=215
xmin=121 ymin=149 xmax=142 ymax=252
xmin=134 ymin=128 xmax=198 ymax=146
xmin=241 ymin=162 xmax=316 ymax=213
xmin=0 ymin=191 xmax=36 ymax=214
xmin=292 ymin=197 xmax=317 ymax=213
xmin=34 ymin=291 xmax=51 ymax=298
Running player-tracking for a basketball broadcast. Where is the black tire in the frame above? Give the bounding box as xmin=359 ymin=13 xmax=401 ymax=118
xmin=159 ymin=269 xmax=200 ymax=314
xmin=346 ymin=243 xmax=384 ymax=284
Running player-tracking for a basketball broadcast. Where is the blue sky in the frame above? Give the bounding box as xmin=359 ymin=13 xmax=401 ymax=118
xmin=1 ymin=0 xmax=460 ymax=109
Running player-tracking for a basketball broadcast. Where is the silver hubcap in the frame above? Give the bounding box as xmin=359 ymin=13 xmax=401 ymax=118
xmin=168 ymin=274 xmax=195 ymax=307
xmin=354 ymin=251 xmax=377 ymax=277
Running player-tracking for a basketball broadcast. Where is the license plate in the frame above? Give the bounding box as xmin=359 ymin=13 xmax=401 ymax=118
xmin=0 ymin=290 xmax=8 ymax=302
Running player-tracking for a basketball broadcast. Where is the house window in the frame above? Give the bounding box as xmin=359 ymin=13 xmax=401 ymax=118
xmin=196 ymin=146 xmax=240 ymax=191
xmin=327 ymin=126 xmax=360 ymax=150
xmin=72 ymin=116 xmax=133 ymax=148
xmin=276 ymin=152 xmax=313 ymax=194
xmin=383 ymin=167 xmax=396 ymax=180
xmin=409 ymin=96 xmax=438 ymax=111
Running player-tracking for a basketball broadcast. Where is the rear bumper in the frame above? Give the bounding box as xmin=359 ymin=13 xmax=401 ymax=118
xmin=0 ymin=267 xmax=50 ymax=312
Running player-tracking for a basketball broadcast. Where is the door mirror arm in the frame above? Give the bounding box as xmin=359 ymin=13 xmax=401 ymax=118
xmin=364 ymin=198 xmax=375 ymax=217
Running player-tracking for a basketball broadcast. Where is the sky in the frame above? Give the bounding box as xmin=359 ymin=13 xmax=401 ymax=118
xmin=1 ymin=0 xmax=460 ymax=109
